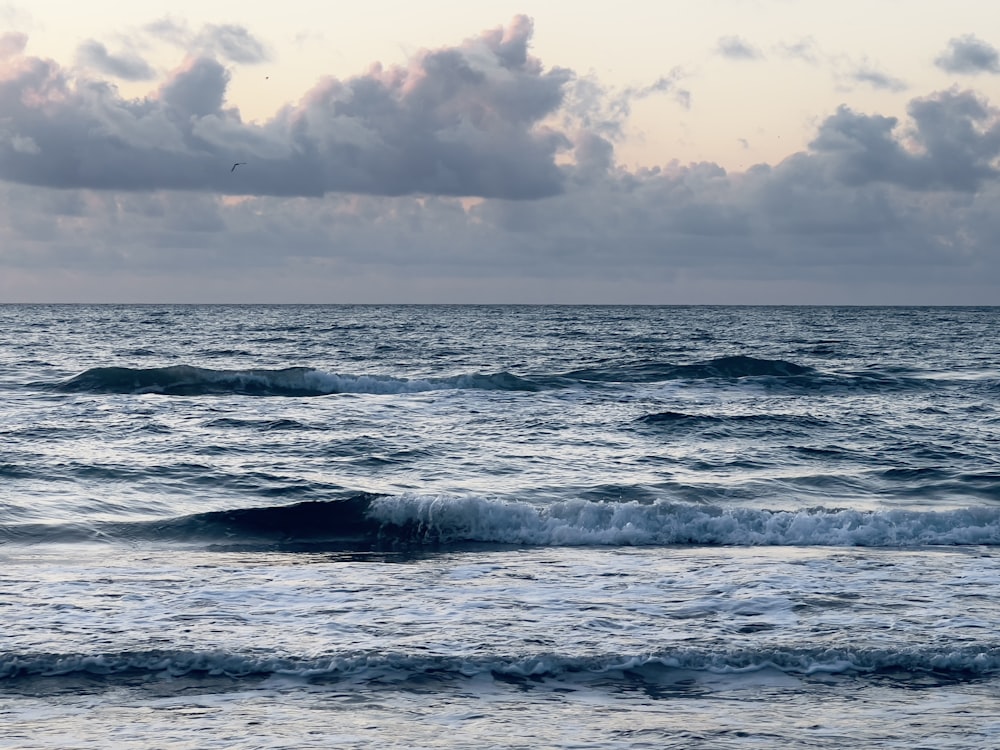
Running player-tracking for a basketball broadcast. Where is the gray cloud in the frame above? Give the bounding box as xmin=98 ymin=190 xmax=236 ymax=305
xmin=2 ymin=19 xmax=1000 ymax=304
xmin=4 ymin=141 xmax=998 ymax=303
xmin=808 ymin=89 xmax=1000 ymax=192
xmin=0 ymin=16 xmax=577 ymax=199
xmin=776 ymin=38 xmax=820 ymax=64
xmin=777 ymin=40 xmax=906 ymax=94
xmin=716 ymin=36 xmax=764 ymax=61
xmin=76 ymin=40 xmax=156 ymax=81
xmin=631 ymin=71 xmax=691 ymax=110
xmin=144 ymin=19 xmax=270 ymax=64
xmin=202 ymin=24 xmax=270 ymax=65
xmin=935 ymin=35 xmax=1000 ymax=75
xmin=560 ymin=67 xmax=690 ymax=149
xmin=159 ymin=56 xmax=230 ymax=118
xmin=850 ymin=64 xmax=907 ymax=92
xmin=143 ymin=18 xmax=190 ymax=47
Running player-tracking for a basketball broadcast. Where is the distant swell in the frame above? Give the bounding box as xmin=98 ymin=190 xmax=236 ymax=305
xmin=3 ymin=646 xmax=998 ymax=686
xmin=53 ymin=365 xmax=541 ymax=396
xmin=5 ymin=496 xmax=1000 ymax=549
xmin=636 ymin=411 xmax=828 ymax=428
xmin=45 ymin=355 xmax=938 ymax=396
xmin=561 ymin=355 xmax=814 ymax=383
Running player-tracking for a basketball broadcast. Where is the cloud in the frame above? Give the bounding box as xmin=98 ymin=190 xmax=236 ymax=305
xmin=562 ymin=66 xmax=690 ymax=148
xmin=75 ymin=40 xmax=156 ymax=81
xmin=788 ymin=43 xmax=907 ymax=94
xmin=808 ymin=89 xmax=1000 ymax=191
xmin=145 ymin=19 xmax=270 ymax=64
xmin=4 ymin=140 xmax=998 ymax=303
xmin=0 ymin=16 xmax=579 ymax=199
xmin=0 ymin=31 xmax=27 ymax=60
xmin=776 ymin=38 xmax=820 ymax=64
xmin=935 ymin=35 xmax=1000 ymax=75
xmin=776 ymin=40 xmax=905 ymax=94
xmin=2 ymin=17 xmax=1000 ymax=303
xmin=631 ymin=71 xmax=691 ymax=110
xmin=202 ymin=24 xmax=270 ymax=64
xmin=715 ymin=35 xmax=764 ymax=61
xmin=850 ymin=64 xmax=907 ymax=92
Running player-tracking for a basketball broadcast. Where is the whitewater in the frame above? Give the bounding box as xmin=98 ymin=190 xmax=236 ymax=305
xmin=1 ymin=304 xmax=998 ymax=748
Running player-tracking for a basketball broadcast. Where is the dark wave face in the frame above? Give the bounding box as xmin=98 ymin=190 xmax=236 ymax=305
xmin=670 ymin=355 xmax=814 ymax=379
xmin=559 ymin=355 xmax=814 ymax=383
xmin=52 ymin=365 xmax=542 ymax=396
xmin=56 ymin=365 xmax=330 ymax=396
xmin=46 ymin=355 xmax=949 ymax=399
xmin=3 ymin=644 xmax=997 ymax=688
xmin=155 ymin=494 xmax=382 ymax=546
xmin=636 ymin=411 xmax=829 ymax=428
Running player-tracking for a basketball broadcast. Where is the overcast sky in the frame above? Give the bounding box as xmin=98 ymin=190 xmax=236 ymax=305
xmin=2 ymin=0 xmax=999 ymax=303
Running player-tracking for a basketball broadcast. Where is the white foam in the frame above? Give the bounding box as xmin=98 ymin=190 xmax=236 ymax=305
xmin=366 ymin=495 xmax=1000 ymax=547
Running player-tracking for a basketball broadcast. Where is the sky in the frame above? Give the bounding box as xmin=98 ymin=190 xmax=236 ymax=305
xmin=2 ymin=0 xmax=1000 ymax=303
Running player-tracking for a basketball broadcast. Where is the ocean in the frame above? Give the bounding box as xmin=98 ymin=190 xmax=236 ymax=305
xmin=1 ymin=304 xmax=998 ymax=748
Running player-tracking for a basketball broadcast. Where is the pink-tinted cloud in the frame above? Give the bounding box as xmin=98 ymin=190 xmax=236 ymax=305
xmin=0 ymin=17 xmax=584 ymax=199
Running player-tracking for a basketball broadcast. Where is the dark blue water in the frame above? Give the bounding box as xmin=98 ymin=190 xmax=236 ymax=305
xmin=1 ymin=305 xmax=998 ymax=748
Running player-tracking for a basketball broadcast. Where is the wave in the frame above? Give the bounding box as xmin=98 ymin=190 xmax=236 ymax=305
xmin=362 ymin=496 xmax=1000 ymax=547
xmin=5 ymin=495 xmax=1000 ymax=549
xmin=52 ymin=365 xmax=541 ymax=396
xmin=559 ymin=355 xmax=814 ymax=383
xmin=40 ymin=356 xmax=946 ymax=396
xmin=3 ymin=645 xmax=998 ymax=688
xmin=557 ymin=356 xmax=943 ymax=394
xmin=636 ymin=411 xmax=829 ymax=430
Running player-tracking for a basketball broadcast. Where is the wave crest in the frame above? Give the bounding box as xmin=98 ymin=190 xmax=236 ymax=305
xmin=6 ymin=497 xmax=1000 ymax=549
xmin=7 ymin=497 xmax=1000 ymax=549
xmin=562 ymin=356 xmax=814 ymax=383
xmin=54 ymin=365 xmax=540 ymax=396
xmin=45 ymin=355 xmax=939 ymax=396
xmin=367 ymin=496 xmax=1000 ymax=547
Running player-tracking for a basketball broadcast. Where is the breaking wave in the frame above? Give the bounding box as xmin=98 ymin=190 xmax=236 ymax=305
xmin=363 ymin=496 xmax=1000 ymax=547
xmin=4 ymin=495 xmax=1000 ymax=549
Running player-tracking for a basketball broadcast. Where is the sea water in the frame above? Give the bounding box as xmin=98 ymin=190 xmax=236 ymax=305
xmin=0 ymin=305 xmax=998 ymax=748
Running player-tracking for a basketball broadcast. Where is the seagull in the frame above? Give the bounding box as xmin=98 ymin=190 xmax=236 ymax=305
xmin=231 ymin=162 xmax=246 ymax=172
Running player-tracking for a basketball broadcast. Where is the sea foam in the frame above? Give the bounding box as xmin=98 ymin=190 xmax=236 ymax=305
xmin=366 ymin=495 xmax=1000 ymax=547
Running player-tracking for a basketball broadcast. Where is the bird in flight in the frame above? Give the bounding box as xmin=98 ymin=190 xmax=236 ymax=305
xmin=231 ymin=162 xmax=246 ymax=172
